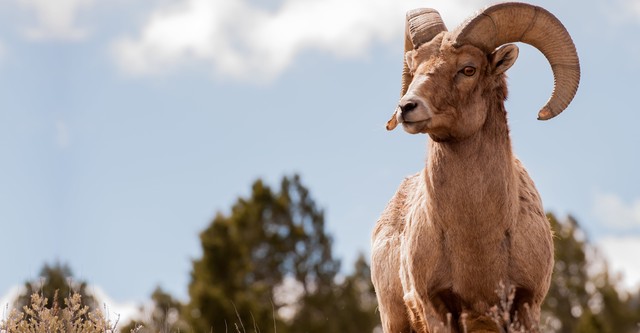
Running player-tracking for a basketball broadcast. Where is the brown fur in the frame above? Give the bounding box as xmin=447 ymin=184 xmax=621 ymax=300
xmin=371 ymin=35 xmax=553 ymax=333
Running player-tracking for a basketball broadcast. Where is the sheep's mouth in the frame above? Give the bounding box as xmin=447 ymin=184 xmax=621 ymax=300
xmin=402 ymin=120 xmax=429 ymax=134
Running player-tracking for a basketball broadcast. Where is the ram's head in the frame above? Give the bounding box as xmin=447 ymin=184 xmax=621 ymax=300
xmin=386 ymin=3 xmax=580 ymax=141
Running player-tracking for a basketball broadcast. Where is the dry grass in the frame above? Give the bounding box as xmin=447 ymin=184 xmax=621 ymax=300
xmin=427 ymin=282 xmax=554 ymax=333
xmin=1 ymin=291 xmax=261 ymax=333
xmin=486 ymin=282 xmax=549 ymax=333
xmin=2 ymin=287 xmax=554 ymax=333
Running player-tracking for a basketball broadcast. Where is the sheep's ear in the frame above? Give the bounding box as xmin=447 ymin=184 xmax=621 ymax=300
xmin=491 ymin=44 xmax=519 ymax=75
xmin=405 ymin=50 xmax=417 ymax=72
xmin=386 ymin=107 xmax=400 ymax=131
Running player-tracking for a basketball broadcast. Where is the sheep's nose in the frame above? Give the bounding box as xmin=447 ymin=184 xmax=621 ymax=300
xmin=399 ymin=100 xmax=417 ymax=114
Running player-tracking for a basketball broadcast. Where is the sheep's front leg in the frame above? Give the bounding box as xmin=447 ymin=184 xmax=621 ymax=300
xmin=402 ymin=231 xmax=450 ymax=332
xmin=404 ymin=290 xmax=437 ymax=333
xmin=372 ymin=238 xmax=413 ymax=332
xmin=378 ymin=295 xmax=413 ymax=333
xmin=373 ymin=270 xmax=413 ymax=332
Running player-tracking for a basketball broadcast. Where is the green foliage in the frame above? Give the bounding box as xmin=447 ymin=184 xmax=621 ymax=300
xmin=15 ymin=181 xmax=640 ymax=333
xmin=543 ymin=213 xmax=640 ymax=333
xmin=543 ymin=214 xmax=591 ymax=332
xmin=183 ymin=174 xmax=379 ymax=333
xmin=119 ymin=287 xmax=188 ymax=333
xmin=287 ymin=254 xmax=379 ymax=333
xmin=589 ymin=269 xmax=639 ymax=333
xmin=12 ymin=262 xmax=98 ymax=315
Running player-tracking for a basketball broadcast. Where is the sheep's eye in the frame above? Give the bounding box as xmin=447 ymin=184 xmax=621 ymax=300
xmin=462 ymin=66 xmax=476 ymax=76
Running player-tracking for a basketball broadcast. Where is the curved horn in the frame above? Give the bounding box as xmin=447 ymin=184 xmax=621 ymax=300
xmin=388 ymin=9 xmax=446 ymax=130
xmin=401 ymin=8 xmax=448 ymax=97
xmin=452 ymin=2 xmax=580 ymax=120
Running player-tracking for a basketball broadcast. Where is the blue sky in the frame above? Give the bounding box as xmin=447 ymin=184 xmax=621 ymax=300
xmin=1 ymin=0 xmax=639 ymax=313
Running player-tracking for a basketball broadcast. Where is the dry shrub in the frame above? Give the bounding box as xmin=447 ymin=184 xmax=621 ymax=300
xmin=1 ymin=291 xmax=119 ymax=333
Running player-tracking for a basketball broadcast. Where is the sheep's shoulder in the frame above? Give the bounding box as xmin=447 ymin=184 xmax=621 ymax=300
xmin=508 ymin=158 xmax=554 ymax=302
xmin=373 ymin=172 xmax=423 ymax=240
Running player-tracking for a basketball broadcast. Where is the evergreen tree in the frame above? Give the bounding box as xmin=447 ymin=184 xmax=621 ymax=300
xmin=590 ymin=268 xmax=638 ymax=333
xmin=542 ymin=214 xmax=592 ymax=332
xmin=288 ymin=254 xmax=380 ymax=333
xmin=543 ymin=213 xmax=640 ymax=333
xmin=346 ymin=254 xmax=381 ymax=328
xmin=185 ymin=175 xmax=335 ymax=332
xmin=13 ymin=262 xmax=98 ymax=312
xmin=120 ymin=286 xmax=187 ymax=333
xmin=184 ymin=175 xmax=379 ymax=333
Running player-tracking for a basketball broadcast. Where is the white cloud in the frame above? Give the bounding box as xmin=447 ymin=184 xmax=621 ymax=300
xmin=626 ymin=0 xmax=640 ymax=19
xmin=593 ymin=193 xmax=640 ymax=230
xmin=597 ymin=236 xmax=640 ymax=290
xmin=18 ymin=0 xmax=94 ymax=40
xmin=603 ymin=0 xmax=640 ymax=24
xmin=112 ymin=0 xmax=487 ymax=81
xmin=90 ymin=286 xmax=141 ymax=327
xmin=0 ymin=285 xmax=25 ymax=310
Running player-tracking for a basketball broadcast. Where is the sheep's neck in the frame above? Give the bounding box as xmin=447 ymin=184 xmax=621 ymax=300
xmin=424 ymin=105 xmax=518 ymax=239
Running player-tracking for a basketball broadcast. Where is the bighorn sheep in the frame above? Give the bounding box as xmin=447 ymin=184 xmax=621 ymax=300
xmin=371 ymin=3 xmax=579 ymax=332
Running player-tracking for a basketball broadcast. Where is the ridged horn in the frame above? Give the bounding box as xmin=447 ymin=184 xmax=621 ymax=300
xmin=401 ymin=8 xmax=448 ymax=97
xmin=452 ymin=2 xmax=580 ymax=120
xmin=388 ymin=9 xmax=446 ymax=130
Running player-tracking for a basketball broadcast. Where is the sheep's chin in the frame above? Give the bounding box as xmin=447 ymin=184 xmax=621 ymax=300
xmin=402 ymin=120 xmax=429 ymax=134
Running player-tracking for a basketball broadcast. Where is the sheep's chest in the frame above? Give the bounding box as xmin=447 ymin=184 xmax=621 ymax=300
xmin=400 ymin=214 xmax=512 ymax=313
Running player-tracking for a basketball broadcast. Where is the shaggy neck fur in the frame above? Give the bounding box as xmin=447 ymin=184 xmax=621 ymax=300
xmin=423 ymin=90 xmax=519 ymax=304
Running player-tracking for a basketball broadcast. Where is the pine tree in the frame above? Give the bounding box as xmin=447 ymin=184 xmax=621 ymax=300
xmin=120 ymin=286 xmax=187 ymax=333
xmin=591 ymin=268 xmax=638 ymax=333
xmin=13 ymin=262 xmax=98 ymax=312
xmin=184 ymin=175 xmax=339 ymax=332
xmin=543 ymin=213 xmax=640 ymax=333
xmin=542 ymin=214 xmax=592 ymax=332
xmin=288 ymin=255 xmax=379 ymax=333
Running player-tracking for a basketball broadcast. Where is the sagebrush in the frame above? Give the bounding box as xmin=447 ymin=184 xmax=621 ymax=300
xmin=1 ymin=291 xmax=119 ymax=333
